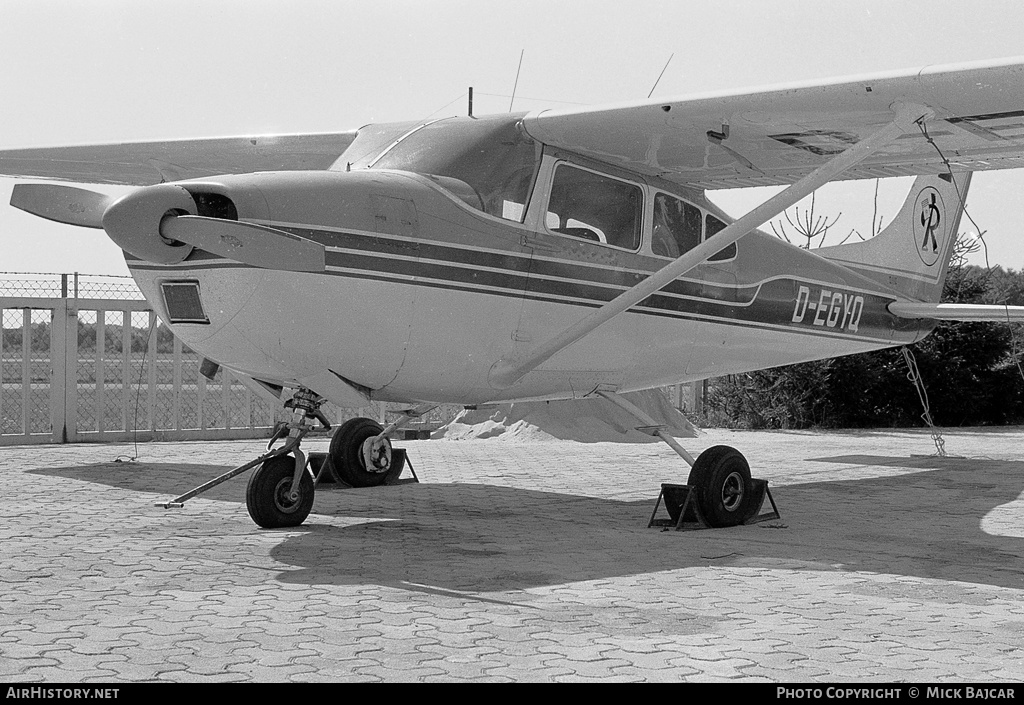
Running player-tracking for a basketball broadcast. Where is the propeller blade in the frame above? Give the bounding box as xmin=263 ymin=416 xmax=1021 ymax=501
xmin=160 ymin=215 xmax=326 ymax=272
xmin=10 ymin=183 xmax=111 ymax=228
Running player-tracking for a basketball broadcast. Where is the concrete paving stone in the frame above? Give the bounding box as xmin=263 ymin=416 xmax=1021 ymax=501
xmin=599 ymin=649 xmax=701 ymax=671
xmin=300 ymin=627 xmax=390 ymax=645
xmin=410 ymin=657 xmax=514 ymax=679
xmin=280 ymin=639 xmax=385 ymax=662
xmin=0 ymin=641 xmax=78 ymax=660
xmin=177 ymin=620 xmax=267 ymax=639
xmin=349 ymin=664 xmax=450 ymax=681
xmin=667 ymin=655 xmax=758 ymax=677
xmin=422 ymin=673 xmax=517 ymax=683
xmin=161 ymin=652 xmax=255 ymax=676
xmin=153 ymin=669 xmax=253 ymax=683
xmin=533 ymin=641 xmax=621 ymax=662
xmin=477 ymin=664 xmax=578 ymax=681
xmin=594 ymin=636 xmax=691 ymax=654
xmin=13 ymin=666 xmax=120 ymax=682
xmin=285 ymin=659 xmax=387 ymax=681
xmin=610 ymin=662 xmax=701 ymax=679
xmin=471 ymin=637 xmax=551 ymax=659
xmin=99 ymin=660 xmax=190 ymax=680
xmin=230 ymin=644 xmax=322 ymax=667
xmin=528 ymin=630 xmax=623 ymax=648
xmin=0 ymin=656 xmax=62 ymax=676
xmin=414 ymin=643 xmax=504 ymax=663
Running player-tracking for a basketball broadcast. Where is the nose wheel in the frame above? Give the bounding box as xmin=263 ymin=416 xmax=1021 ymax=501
xmin=246 ymin=454 xmax=315 ymax=528
xmin=244 ymin=388 xmax=331 ymax=528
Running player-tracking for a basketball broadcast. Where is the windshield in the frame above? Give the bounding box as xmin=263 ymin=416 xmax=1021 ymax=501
xmin=369 ymin=114 xmax=540 ymax=222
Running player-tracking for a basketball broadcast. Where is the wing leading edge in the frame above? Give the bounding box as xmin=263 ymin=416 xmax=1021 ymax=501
xmin=522 ymin=56 xmax=1024 ymax=189
xmin=0 ymin=131 xmax=357 ymax=186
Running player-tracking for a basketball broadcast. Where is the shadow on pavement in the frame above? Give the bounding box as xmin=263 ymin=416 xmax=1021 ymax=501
xmin=32 ymin=453 xmax=1024 ymax=593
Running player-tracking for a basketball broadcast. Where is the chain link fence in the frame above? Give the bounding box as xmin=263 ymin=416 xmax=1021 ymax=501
xmin=0 ymin=272 xmax=144 ymax=300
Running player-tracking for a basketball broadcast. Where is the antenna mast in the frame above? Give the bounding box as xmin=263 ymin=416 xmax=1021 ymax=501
xmin=509 ymin=50 xmax=524 ymax=111
xmin=647 ymin=53 xmax=674 ymax=99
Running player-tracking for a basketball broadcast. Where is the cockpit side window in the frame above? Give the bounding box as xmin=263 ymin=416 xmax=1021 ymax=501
xmin=546 ymin=165 xmax=642 ymax=250
xmin=652 ymin=193 xmax=701 ymax=258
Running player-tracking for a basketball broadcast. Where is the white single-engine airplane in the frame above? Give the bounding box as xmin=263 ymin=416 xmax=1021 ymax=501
xmin=5 ymin=57 xmax=1024 ymax=529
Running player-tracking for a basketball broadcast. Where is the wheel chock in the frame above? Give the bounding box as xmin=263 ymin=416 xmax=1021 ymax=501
xmin=383 ymin=448 xmax=420 ymax=486
xmin=308 ymin=452 xmax=334 ymax=484
xmin=743 ymin=478 xmax=781 ymax=524
xmin=308 ymin=449 xmax=419 ymax=488
xmin=648 ymin=479 xmax=779 ymax=531
xmin=648 ymin=483 xmax=707 ymax=530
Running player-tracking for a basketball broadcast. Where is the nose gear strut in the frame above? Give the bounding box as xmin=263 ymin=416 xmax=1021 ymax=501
xmin=155 ymin=387 xmax=332 ymax=528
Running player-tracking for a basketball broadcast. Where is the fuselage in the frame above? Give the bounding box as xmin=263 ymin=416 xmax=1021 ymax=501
xmin=125 ymin=114 xmax=932 ymax=407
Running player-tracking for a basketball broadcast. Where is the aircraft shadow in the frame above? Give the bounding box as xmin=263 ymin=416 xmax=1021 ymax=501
xmin=32 ymin=453 xmax=1024 ymax=593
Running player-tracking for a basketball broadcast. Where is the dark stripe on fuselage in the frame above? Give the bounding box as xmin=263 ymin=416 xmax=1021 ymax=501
xmin=277 ymin=225 xmax=759 ymax=305
xmin=130 ymin=226 xmax=903 ymax=342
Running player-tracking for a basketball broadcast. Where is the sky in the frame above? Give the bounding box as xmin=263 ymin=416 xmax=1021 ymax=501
xmin=2 ymin=0 xmax=1024 ymax=275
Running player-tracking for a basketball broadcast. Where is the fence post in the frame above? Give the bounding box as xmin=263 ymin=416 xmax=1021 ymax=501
xmin=95 ymin=310 xmax=106 ymax=438
xmin=120 ymin=311 xmax=129 ymax=432
xmin=146 ymin=312 xmax=157 ymax=431
xmin=172 ymin=335 xmax=182 ymax=431
xmin=66 ymin=304 xmax=79 ymax=442
xmin=50 ymin=301 xmax=67 ymax=443
xmin=21 ymin=309 xmax=30 ymax=436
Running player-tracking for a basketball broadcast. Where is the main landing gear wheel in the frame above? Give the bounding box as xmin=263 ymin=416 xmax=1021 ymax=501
xmin=687 ymin=445 xmax=753 ymax=528
xmin=246 ymin=454 xmax=315 ymax=528
xmin=329 ymin=417 xmax=393 ymax=487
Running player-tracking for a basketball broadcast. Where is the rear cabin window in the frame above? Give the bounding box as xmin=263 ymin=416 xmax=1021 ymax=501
xmin=546 ymin=165 xmax=642 ymax=250
xmin=369 ymin=115 xmax=539 ymax=222
xmin=649 ymin=193 xmax=737 ymax=262
xmin=652 ymin=193 xmax=701 ymax=257
xmin=705 ymin=214 xmax=737 ymax=261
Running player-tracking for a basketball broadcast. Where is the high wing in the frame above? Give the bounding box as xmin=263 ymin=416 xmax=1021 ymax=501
xmin=522 ymin=56 xmax=1024 ymax=189
xmin=0 ymin=131 xmax=357 ymax=186
xmin=4 ymin=58 xmax=1024 ymax=190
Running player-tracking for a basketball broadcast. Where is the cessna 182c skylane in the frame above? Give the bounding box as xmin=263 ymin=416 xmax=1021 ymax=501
xmin=5 ymin=57 xmax=1024 ymax=529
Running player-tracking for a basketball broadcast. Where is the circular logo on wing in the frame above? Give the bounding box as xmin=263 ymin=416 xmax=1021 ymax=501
xmin=913 ymin=187 xmax=946 ymax=267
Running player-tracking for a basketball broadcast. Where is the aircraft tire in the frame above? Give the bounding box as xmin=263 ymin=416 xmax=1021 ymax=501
xmin=246 ymin=454 xmax=315 ymax=528
xmin=687 ymin=445 xmax=753 ymax=528
xmin=329 ymin=417 xmax=390 ymax=488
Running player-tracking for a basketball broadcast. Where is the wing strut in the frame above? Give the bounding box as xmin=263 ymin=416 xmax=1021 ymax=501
xmin=488 ymin=102 xmax=934 ymax=389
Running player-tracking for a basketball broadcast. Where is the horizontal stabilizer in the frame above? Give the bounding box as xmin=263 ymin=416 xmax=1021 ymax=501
xmin=160 ymin=216 xmax=326 ymax=272
xmin=10 ymin=183 xmax=111 ymax=228
xmin=888 ymin=302 xmax=1024 ymax=321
